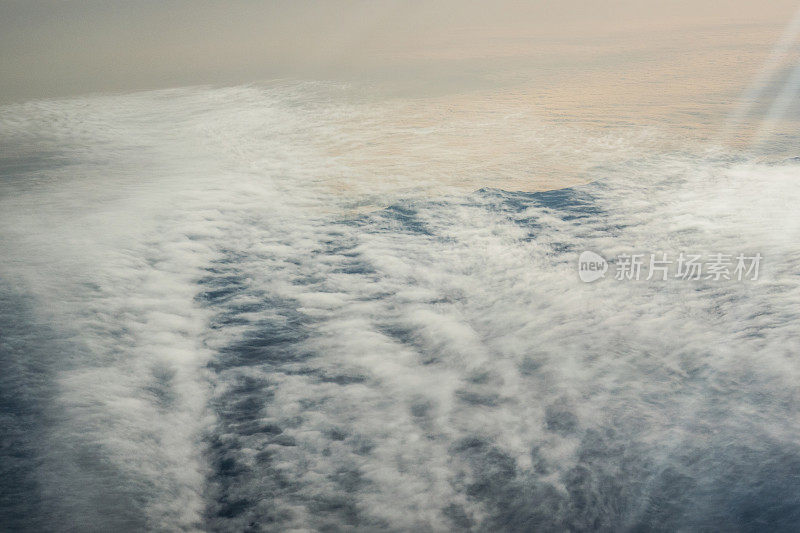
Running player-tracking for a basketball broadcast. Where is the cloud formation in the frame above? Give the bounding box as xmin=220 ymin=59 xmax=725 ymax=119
xmin=1 ymin=83 xmax=800 ymax=530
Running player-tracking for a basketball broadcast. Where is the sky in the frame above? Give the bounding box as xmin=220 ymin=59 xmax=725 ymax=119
xmin=1 ymin=0 xmax=799 ymax=103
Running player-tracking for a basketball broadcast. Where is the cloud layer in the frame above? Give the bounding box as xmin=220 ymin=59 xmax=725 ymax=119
xmin=1 ymin=83 xmax=799 ymax=531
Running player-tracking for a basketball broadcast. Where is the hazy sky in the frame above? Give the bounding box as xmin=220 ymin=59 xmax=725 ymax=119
xmin=1 ymin=0 xmax=798 ymax=103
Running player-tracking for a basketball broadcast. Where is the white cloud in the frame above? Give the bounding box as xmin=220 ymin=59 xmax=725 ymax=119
xmin=1 ymin=82 xmax=799 ymax=530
